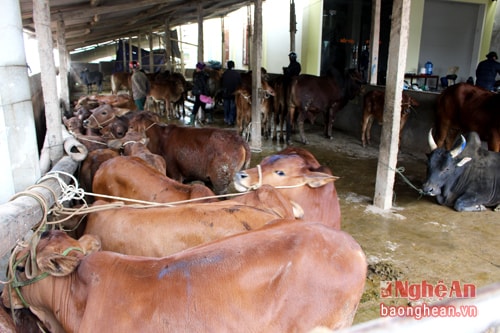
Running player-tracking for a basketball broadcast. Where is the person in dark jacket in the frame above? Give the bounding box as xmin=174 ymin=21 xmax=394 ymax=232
xmin=221 ymin=60 xmax=241 ymax=126
xmin=475 ymin=51 xmax=500 ymax=91
xmin=189 ymin=62 xmax=210 ymax=125
xmin=283 ymin=52 xmax=301 ymax=78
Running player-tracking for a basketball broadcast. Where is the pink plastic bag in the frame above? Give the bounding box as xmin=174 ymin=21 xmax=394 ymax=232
xmin=200 ymin=95 xmax=213 ymax=104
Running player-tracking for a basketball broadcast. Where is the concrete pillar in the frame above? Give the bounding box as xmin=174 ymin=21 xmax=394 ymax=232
xmin=149 ymin=29 xmax=154 ymax=72
xmin=197 ymin=2 xmax=204 ymax=62
xmin=373 ymin=0 xmax=410 ymax=210
xmin=34 ymin=0 xmax=64 ymax=166
xmin=165 ymin=18 xmax=172 ymax=72
xmin=250 ymin=0 xmax=263 ymax=150
xmin=0 ymin=0 xmax=40 ymax=204
xmin=369 ymin=0 xmax=381 ymax=85
xmin=57 ymin=14 xmax=70 ymax=113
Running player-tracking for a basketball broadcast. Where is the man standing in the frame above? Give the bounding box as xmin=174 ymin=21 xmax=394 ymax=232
xmin=221 ymin=60 xmax=241 ymax=126
xmin=283 ymin=52 xmax=301 ymax=78
xmin=189 ymin=62 xmax=210 ymax=125
xmin=130 ymin=61 xmax=150 ymax=110
xmin=475 ymin=51 xmax=500 ymax=91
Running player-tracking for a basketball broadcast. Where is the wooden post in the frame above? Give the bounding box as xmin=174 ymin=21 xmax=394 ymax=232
xmin=138 ymin=32 xmax=142 ymax=69
xmin=57 ymin=14 xmax=70 ymax=113
xmin=373 ymin=0 xmax=410 ymax=210
xmin=369 ymin=0 xmax=381 ymax=85
xmin=149 ymin=29 xmax=155 ymax=73
xmin=289 ymin=0 xmax=296 ymax=53
xmin=250 ymin=0 xmax=263 ymax=150
xmin=33 ymin=0 xmax=64 ymax=166
xmin=197 ymin=2 xmax=204 ymax=62
xmin=221 ymin=17 xmax=226 ymax=67
xmin=129 ymin=36 xmax=133 ymax=64
xmin=122 ymin=39 xmax=127 ymax=71
xmin=164 ymin=18 xmax=172 ymax=72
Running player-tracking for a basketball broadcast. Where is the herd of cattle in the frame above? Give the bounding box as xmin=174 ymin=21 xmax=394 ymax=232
xmin=1 ymin=67 xmax=500 ymax=332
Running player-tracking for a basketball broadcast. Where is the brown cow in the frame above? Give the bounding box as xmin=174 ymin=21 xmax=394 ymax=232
xmin=129 ymin=111 xmax=251 ymax=194
xmin=82 ymin=103 xmax=133 ymax=130
xmin=235 ymin=71 xmax=275 ymax=138
xmin=76 ymin=94 xmax=135 ymax=110
xmin=269 ymin=74 xmax=288 ymax=143
xmin=111 ymin=72 xmax=132 ymax=95
xmin=288 ymin=69 xmax=363 ymax=144
xmin=84 ymin=185 xmax=301 ymax=256
xmin=92 ymin=155 xmax=215 ymax=204
xmin=234 ymin=146 xmax=341 ymax=229
xmin=0 ymin=306 xmax=15 ymax=333
xmin=147 ymin=79 xmax=185 ymax=119
xmin=79 ymin=148 xmax=120 ymax=196
xmin=107 ymin=129 xmax=167 ymax=174
xmin=3 ymin=226 xmax=366 ymax=332
xmin=361 ymin=90 xmax=419 ymax=147
xmin=63 ymin=116 xmax=109 ymax=152
xmin=435 ymin=82 xmax=500 ymax=152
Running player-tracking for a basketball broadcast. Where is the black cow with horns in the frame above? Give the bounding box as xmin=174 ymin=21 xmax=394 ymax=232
xmin=422 ymin=130 xmax=500 ymax=212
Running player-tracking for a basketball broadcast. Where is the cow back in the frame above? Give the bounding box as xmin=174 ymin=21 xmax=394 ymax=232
xmin=22 ymin=224 xmax=366 ymax=332
xmin=136 ymin=119 xmax=251 ymax=194
xmin=84 ymin=190 xmax=297 ymax=257
xmin=436 ymin=83 xmax=500 ymax=151
xmin=92 ymin=156 xmax=216 ymax=204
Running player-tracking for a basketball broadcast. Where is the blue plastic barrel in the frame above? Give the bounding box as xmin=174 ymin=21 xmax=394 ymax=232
xmin=425 ymin=61 xmax=433 ymax=75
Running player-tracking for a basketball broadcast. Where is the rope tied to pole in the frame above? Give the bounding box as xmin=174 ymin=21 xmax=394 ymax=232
xmin=380 ymin=161 xmax=425 ymax=197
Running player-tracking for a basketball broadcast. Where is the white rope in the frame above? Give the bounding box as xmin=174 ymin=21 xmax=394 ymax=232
xmin=37 ymin=171 xmax=86 ymax=204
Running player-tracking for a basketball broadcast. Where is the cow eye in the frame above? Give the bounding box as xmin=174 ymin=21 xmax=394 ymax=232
xmin=275 ymin=170 xmax=285 ymax=176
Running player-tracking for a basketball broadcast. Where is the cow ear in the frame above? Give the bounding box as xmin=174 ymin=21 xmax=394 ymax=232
xmin=78 ymin=234 xmax=101 ymax=254
xmin=37 ymin=254 xmax=81 ymax=277
xmin=303 ymin=172 xmax=339 ymax=188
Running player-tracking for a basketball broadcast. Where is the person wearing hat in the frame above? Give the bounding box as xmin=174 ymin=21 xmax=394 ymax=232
xmin=130 ymin=61 xmax=150 ymax=111
xmin=475 ymin=51 xmax=500 ymax=91
xmin=189 ymin=62 xmax=211 ymax=125
xmin=283 ymin=52 xmax=301 ymax=78
xmin=221 ymin=60 xmax=241 ymax=126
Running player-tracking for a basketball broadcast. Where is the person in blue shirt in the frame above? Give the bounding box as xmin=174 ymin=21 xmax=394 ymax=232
xmin=475 ymin=51 xmax=500 ymax=91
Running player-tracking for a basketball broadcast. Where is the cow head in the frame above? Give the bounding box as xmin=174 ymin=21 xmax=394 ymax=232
xmin=422 ymin=130 xmax=472 ymax=197
xmin=2 ymin=231 xmax=101 ymax=310
xmin=107 ymin=128 xmax=149 ymax=150
xmin=233 ymin=147 xmax=338 ymax=192
xmin=83 ymin=104 xmax=130 ymax=129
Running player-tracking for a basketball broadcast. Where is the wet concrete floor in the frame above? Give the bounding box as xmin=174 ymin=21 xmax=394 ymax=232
xmin=188 ymin=108 xmax=500 ymax=325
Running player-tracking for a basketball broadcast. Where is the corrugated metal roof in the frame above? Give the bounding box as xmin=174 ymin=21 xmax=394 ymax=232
xmin=20 ymin=0 xmax=252 ymax=51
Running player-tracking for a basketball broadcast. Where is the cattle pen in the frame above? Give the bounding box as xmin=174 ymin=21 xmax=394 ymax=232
xmin=2 ymin=0 xmax=500 ymax=330
xmin=1 ymin=84 xmax=500 ymax=331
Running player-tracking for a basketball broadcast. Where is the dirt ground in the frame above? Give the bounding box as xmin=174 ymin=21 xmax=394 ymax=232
xmin=184 ymin=105 xmax=500 ymax=326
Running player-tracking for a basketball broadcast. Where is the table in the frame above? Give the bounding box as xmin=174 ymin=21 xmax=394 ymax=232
xmin=404 ymin=74 xmax=439 ymax=91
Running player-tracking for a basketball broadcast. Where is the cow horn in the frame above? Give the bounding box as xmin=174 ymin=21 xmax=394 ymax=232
xmin=428 ymin=129 xmax=438 ymax=151
xmin=450 ymin=135 xmax=466 ymax=158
